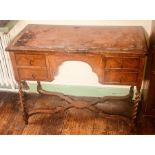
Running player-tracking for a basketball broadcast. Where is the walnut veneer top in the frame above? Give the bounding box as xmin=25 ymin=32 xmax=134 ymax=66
xmin=6 ymin=24 xmax=148 ymax=54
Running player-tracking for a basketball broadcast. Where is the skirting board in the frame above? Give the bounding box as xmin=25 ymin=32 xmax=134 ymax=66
xmin=0 ymin=83 xmax=133 ymax=97
xmin=27 ymin=83 xmax=130 ymax=97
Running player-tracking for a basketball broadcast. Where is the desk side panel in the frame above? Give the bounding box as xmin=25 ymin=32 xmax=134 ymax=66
xmin=9 ymin=52 xmax=20 ymax=81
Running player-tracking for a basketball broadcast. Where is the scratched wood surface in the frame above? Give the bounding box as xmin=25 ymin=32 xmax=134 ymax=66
xmin=0 ymin=91 xmax=154 ymax=135
xmin=6 ymin=25 xmax=147 ymax=53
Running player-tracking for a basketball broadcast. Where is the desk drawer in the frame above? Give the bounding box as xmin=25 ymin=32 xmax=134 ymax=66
xmin=18 ymin=68 xmax=48 ymax=80
xmin=105 ymin=57 xmax=139 ymax=70
xmin=15 ymin=54 xmax=46 ymax=67
xmin=104 ymin=70 xmax=138 ymax=84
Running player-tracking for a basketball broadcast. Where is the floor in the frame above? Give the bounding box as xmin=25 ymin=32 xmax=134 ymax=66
xmin=0 ymin=91 xmax=154 ymax=135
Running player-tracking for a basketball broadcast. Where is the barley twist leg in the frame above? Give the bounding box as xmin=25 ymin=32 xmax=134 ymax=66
xmin=18 ymin=81 xmax=28 ymax=125
xmin=131 ymin=87 xmax=140 ymax=133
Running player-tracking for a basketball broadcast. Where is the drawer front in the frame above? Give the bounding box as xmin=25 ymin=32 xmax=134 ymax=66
xmin=18 ymin=68 xmax=48 ymax=80
xmin=15 ymin=54 xmax=46 ymax=67
xmin=104 ymin=70 xmax=138 ymax=84
xmin=123 ymin=57 xmax=139 ymax=69
xmin=105 ymin=57 xmax=139 ymax=70
xmin=105 ymin=57 xmax=122 ymax=69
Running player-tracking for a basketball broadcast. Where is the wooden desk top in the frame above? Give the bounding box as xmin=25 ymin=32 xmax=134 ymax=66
xmin=6 ymin=24 xmax=148 ymax=54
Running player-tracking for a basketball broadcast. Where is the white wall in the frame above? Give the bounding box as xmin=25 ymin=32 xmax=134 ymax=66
xmin=13 ymin=20 xmax=152 ymax=86
xmin=18 ymin=20 xmax=152 ymax=35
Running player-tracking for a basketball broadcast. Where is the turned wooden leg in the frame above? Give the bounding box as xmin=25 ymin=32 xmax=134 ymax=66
xmin=18 ymin=81 xmax=28 ymax=125
xmin=131 ymin=87 xmax=141 ymax=133
xmin=21 ymin=81 xmax=29 ymax=90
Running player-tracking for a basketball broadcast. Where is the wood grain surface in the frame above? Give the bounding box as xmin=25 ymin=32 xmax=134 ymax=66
xmin=6 ymin=25 xmax=147 ymax=53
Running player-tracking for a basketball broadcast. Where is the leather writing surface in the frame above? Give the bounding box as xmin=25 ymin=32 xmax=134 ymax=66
xmin=6 ymin=24 xmax=147 ymax=54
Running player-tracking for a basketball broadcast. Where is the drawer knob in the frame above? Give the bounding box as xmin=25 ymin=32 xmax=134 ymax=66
xmin=32 ymin=74 xmax=36 ymax=79
xmin=29 ymin=60 xmax=34 ymax=65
